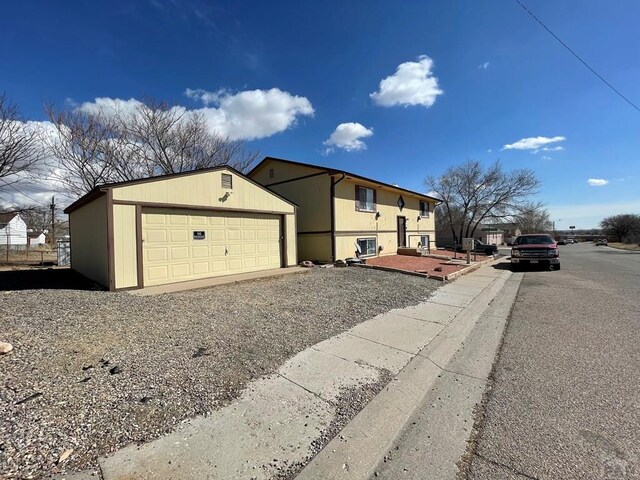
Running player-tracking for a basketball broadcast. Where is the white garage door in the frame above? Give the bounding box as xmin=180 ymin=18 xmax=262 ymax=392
xmin=142 ymin=208 xmax=282 ymax=287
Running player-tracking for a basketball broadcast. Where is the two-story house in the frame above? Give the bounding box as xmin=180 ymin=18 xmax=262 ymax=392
xmin=249 ymin=157 xmax=439 ymax=263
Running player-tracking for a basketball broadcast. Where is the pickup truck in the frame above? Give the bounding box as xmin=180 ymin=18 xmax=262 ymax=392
xmin=511 ymin=234 xmax=560 ymax=270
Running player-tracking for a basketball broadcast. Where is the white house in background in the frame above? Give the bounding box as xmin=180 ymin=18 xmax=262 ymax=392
xmin=27 ymin=230 xmax=47 ymax=245
xmin=0 ymin=213 xmax=28 ymax=246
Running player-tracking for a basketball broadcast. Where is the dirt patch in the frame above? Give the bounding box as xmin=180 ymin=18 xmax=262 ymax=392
xmin=366 ymin=254 xmax=486 ymax=277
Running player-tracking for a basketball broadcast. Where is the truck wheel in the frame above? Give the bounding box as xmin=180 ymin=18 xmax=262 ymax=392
xmin=555 ymin=264 xmax=561 ymax=271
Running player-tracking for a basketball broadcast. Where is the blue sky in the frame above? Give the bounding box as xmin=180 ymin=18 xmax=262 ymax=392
xmin=2 ymin=0 xmax=639 ymax=228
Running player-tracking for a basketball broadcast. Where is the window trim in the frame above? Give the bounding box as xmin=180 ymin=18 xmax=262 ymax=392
xmin=355 ymin=185 xmax=377 ymax=213
xmin=356 ymin=236 xmax=378 ymax=257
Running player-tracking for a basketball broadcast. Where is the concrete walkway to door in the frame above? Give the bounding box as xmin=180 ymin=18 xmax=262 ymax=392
xmin=130 ymin=267 xmax=307 ymax=296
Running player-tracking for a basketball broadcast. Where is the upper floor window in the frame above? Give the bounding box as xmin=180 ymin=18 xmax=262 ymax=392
xmin=221 ymin=173 xmax=233 ymax=189
xmin=420 ymin=201 xmax=430 ymax=216
xmin=355 ymin=186 xmax=376 ymax=212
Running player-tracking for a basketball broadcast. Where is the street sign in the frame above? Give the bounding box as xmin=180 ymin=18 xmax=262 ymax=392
xmin=569 ymin=226 xmax=576 ymax=229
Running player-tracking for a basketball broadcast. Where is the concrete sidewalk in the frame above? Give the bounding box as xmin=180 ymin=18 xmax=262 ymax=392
xmin=94 ymin=261 xmax=518 ymax=480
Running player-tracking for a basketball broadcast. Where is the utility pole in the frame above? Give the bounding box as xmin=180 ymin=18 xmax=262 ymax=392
xmin=50 ymin=196 xmax=56 ymax=246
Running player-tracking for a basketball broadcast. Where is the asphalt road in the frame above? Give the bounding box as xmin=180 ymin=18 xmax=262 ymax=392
xmin=467 ymin=243 xmax=640 ymax=479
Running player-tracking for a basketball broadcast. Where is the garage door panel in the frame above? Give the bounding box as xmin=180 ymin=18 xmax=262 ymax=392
xmin=170 ymin=246 xmax=189 ymax=260
xmin=170 ymin=230 xmax=189 ymax=242
xmin=193 ymin=261 xmax=209 ymax=275
xmin=143 ymin=208 xmax=282 ymax=287
xmin=146 ymin=230 xmax=167 ymax=243
xmin=147 ymin=247 xmax=168 ymax=261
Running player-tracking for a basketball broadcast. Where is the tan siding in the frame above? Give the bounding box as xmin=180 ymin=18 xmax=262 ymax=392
xmin=267 ymin=175 xmax=331 ymax=233
xmin=285 ymin=214 xmax=297 ymax=266
xmin=298 ymin=234 xmax=332 ymax=262
xmin=112 ymin=169 xmax=295 ymax=215
xmin=113 ymin=204 xmax=138 ymax=289
xmin=69 ymin=195 xmax=109 ymax=286
xmin=251 ymin=161 xmax=324 ymax=185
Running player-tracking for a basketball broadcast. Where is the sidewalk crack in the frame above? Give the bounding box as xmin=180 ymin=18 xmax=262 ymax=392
xmin=276 ymin=373 xmax=335 ymax=407
xmin=420 ymin=355 xmax=485 ymax=381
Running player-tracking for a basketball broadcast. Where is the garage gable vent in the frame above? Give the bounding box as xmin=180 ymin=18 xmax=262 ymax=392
xmin=221 ymin=173 xmax=233 ymax=189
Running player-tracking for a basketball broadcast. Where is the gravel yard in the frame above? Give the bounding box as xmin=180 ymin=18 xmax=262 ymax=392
xmin=0 ymin=267 xmax=440 ymax=478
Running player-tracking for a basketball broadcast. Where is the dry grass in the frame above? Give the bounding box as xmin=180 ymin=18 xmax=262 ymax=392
xmin=608 ymin=242 xmax=640 ymax=252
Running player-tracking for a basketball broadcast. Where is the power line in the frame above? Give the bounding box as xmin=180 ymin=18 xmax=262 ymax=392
xmin=0 ymin=181 xmax=43 ymax=205
xmin=514 ymin=0 xmax=640 ymax=113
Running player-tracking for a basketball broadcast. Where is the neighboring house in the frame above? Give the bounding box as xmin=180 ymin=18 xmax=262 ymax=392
xmin=64 ymin=166 xmax=297 ymax=291
xmin=27 ymin=230 xmax=47 ymax=245
xmin=436 ymin=223 xmax=508 ymax=246
xmin=0 ymin=213 xmax=28 ymax=246
xmin=483 ymin=223 xmax=521 ymax=244
xmin=249 ymin=157 xmax=440 ymax=262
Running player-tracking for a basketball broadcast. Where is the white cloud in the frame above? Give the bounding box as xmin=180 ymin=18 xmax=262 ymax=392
xmin=186 ymin=87 xmax=314 ymax=140
xmin=478 ymin=62 xmax=490 ymax=70
xmin=502 ymin=136 xmax=566 ymax=151
xmin=370 ymin=55 xmax=443 ymax=108
xmin=587 ymin=178 xmax=609 ymax=187
xmin=540 ymin=145 xmax=564 ymax=152
xmin=541 ymin=156 xmax=552 ymax=160
xmin=78 ymin=97 xmax=143 ymax=119
xmin=78 ymin=88 xmax=315 ymax=142
xmin=323 ymin=122 xmax=373 ymax=153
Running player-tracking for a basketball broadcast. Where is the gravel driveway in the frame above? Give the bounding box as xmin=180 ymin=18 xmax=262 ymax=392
xmin=1 ymin=267 xmax=440 ymax=478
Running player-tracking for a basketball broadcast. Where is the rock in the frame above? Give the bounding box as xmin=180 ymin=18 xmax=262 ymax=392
xmin=0 ymin=342 xmax=13 ymax=354
xmin=58 ymin=448 xmax=73 ymax=464
xmin=434 ymin=267 xmax=443 ymax=272
xmin=140 ymin=396 xmax=153 ymax=404
xmin=334 ymin=259 xmax=347 ymax=267
xmin=109 ymin=366 xmax=122 ymax=375
xmin=299 ymin=260 xmax=315 ymax=268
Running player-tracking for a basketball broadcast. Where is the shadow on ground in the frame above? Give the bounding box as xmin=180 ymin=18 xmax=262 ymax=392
xmin=0 ymin=268 xmax=102 ymax=291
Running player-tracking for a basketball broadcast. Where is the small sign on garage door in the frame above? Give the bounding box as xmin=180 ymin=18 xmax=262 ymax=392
xmin=193 ymin=231 xmax=206 ymax=240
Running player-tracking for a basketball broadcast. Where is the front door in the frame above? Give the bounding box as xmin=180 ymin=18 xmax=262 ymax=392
xmin=397 ymin=216 xmax=407 ymax=248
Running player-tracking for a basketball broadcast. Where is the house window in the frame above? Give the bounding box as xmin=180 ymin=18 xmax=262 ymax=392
xmin=221 ymin=173 xmax=233 ymax=189
xmin=269 ymin=168 xmax=275 ymax=179
xmin=420 ymin=201 xmax=430 ymax=217
xmin=419 ymin=235 xmax=430 ymax=248
xmin=357 ymin=237 xmax=377 ymax=257
xmin=355 ymin=186 xmax=376 ymax=212
xmin=397 ymin=195 xmax=405 ymax=211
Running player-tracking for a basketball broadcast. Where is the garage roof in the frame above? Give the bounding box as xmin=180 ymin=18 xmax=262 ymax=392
xmin=64 ymin=165 xmax=298 ymax=214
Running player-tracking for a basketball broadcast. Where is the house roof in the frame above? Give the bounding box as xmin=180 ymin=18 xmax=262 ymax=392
xmin=0 ymin=212 xmax=18 ymax=224
xmin=250 ymin=156 xmax=442 ymax=203
xmin=64 ymin=165 xmax=298 ymax=214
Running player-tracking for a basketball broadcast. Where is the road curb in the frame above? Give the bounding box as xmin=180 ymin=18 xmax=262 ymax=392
xmin=295 ymin=264 xmax=518 ymax=480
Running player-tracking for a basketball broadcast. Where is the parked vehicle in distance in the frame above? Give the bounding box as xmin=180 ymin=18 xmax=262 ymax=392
xmin=449 ymin=240 xmax=499 ymax=256
xmin=595 ymin=239 xmax=608 ymax=246
xmin=557 ymin=239 xmax=567 ymax=245
xmin=511 ymin=234 xmax=560 ymax=270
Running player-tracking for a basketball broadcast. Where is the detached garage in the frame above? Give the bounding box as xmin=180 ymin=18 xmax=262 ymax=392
xmin=64 ymin=167 xmax=298 ymax=291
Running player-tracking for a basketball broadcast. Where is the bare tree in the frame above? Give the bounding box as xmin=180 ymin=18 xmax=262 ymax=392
xmin=44 ymin=104 xmax=123 ymax=196
xmin=513 ymin=202 xmax=552 ymax=234
xmin=0 ymin=94 xmax=44 ymax=190
xmin=45 ymin=99 xmax=259 ymax=196
xmin=600 ymin=214 xmax=640 ymax=242
xmin=427 ymin=160 xmax=540 ymax=243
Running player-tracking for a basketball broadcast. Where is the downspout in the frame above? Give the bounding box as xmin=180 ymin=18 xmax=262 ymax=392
xmin=330 ymin=173 xmax=346 ymax=261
